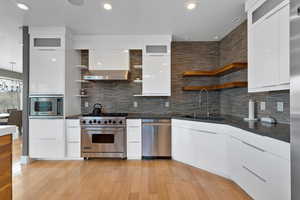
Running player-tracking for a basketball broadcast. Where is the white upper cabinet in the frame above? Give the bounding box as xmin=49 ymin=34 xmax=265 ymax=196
xmin=247 ymin=0 xmax=290 ymax=92
xmin=29 ymin=27 xmax=67 ymax=95
xmin=142 ymin=55 xmax=171 ymax=96
xmin=89 ymin=49 xmax=129 ymax=70
xmin=0 ymin=0 xmax=23 ymax=73
xmin=30 ymin=48 xmax=65 ymax=94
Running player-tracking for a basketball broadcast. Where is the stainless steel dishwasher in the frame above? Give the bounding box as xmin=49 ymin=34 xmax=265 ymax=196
xmin=142 ymin=119 xmax=171 ymax=159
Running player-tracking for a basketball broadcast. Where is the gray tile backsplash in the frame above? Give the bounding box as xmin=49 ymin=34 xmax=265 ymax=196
xmin=81 ymin=21 xmax=290 ymax=124
xmin=219 ymin=21 xmax=290 ymax=124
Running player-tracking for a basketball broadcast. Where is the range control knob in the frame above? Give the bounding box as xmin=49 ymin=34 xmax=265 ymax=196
xmin=104 ymin=121 xmax=108 ymax=124
xmin=119 ymin=121 xmax=123 ymax=124
xmin=89 ymin=120 xmax=92 ymax=124
xmin=93 ymin=120 xmax=97 ymax=123
xmin=97 ymin=121 xmax=101 ymax=124
xmin=82 ymin=120 xmax=86 ymax=124
xmin=113 ymin=121 xmax=116 ymax=124
xmin=108 ymin=120 xmax=112 ymax=124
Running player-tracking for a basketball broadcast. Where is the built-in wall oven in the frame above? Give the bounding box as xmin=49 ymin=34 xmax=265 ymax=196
xmin=80 ymin=116 xmax=126 ymax=159
xmin=29 ymin=95 xmax=63 ymax=118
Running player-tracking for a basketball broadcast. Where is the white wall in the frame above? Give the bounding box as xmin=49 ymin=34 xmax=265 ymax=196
xmin=73 ymin=35 xmax=172 ymax=50
xmin=0 ymin=0 xmax=24 ymax=73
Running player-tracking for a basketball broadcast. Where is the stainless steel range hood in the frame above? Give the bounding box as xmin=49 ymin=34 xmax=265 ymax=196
xmin=83 ymin=70 xmax=129 ymax=81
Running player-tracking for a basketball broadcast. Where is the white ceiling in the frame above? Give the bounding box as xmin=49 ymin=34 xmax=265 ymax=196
xmin=13 ymin=0 xmax=247 ymax=41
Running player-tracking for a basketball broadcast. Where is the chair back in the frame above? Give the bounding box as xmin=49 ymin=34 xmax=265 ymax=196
xmin=7 ymin=110 xmax=22 ymax=134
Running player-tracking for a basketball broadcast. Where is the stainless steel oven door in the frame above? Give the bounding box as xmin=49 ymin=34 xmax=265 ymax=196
xmin=30 ymin=97 xmax=58 ymax=116
xmin=81 ymin=127 xmax=125 ymax=153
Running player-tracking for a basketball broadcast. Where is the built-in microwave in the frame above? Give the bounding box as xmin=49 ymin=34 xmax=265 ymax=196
xmin=29 ymin=95 xmax=63 ymax=118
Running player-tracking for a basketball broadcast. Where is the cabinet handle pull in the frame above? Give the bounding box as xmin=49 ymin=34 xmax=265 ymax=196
xmin=189 ymin=128 xmax=217 ymax=135
xmin=242 ymin=141 xmax=266 ymax=152
xmin=40 ymin=138 xmax=56 ymax=141
xmin=37 ymin=49 xmax=57 ymax=51
xmin=243 ymin=166 xmax=266 ymax=183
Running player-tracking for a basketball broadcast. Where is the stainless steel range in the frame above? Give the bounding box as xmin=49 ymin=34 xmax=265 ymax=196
xmin=80 ymin=113 xmax=127 ymax=159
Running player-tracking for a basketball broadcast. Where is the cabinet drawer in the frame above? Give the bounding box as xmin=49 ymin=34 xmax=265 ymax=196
xmin=240 ymin=140 xmax=268 ymax=182
xmin=127 ymin=127 xmax=141 ymax=142
xmin=239 ymin=165 xmax=268 ymax=200
xmin=29 ymin=119 xmax=64 ymax=140
xmin=66 ymin=119 xmax=80 ymax=127
xmin=66 ymin=127 xmax=80 ymax=142
xmin=127 ymin=142 xmax=141 ymax=159
xmin=67 ymin=142 xmax=81 ymax=158
xmin=127 ymin=119 xmax=141 ymax=127
xmin=264 ymin=137 xmax=290 ymax=160
xmin=30 ymin=139 xmax=64 ymax=158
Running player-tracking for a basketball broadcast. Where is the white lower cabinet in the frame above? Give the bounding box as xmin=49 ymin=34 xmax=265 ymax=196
xmin=127 ymin=119 xmax=142 ymax=159
xmin=29 ymin=119 xmax=65 ymax=159
xmin=172 ymin=120 xmax=229 ymax=177
xmin=66 ymin=119 xmax=81 ymax=158
xmin=172 ymin=119 xmax=291 ymax=200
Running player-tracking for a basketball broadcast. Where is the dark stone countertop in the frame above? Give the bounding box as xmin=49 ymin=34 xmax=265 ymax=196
xmin=172 ymin=115 xmax=290 ymax=143
xmin=65 ymin=113 xmax=290 ymax=143
xmin=65 ymin=114 xmax=81 ymax=119
xmin=126 ymin=113 xmax=173 ymax=119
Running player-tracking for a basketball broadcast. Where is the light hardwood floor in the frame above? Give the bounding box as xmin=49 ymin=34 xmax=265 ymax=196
xmin=12 ymin=140 xmax=251 ymax=200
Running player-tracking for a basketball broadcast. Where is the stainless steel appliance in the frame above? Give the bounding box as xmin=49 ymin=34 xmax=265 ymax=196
xmin=80 ymin=113 xmax=127 ymax=159
xmin=290 ymin=1 xmax=300 ymax=199
xmin=29 ymin=95 xmax=63 ymax=118
xmin=142 ymin=119 xmax=171 ymax=159
xmin=91 ymin=103 xmax=103 ymax=116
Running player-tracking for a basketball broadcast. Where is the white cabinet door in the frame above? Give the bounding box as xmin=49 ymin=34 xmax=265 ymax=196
xmin=172 ymin=120 xmax=228 ymax=177
xmin=248 ymin=3 xmax=290 ymax=92
xmin=250 ymin=12 xmax=279 ymax=89
xmin=66 ymin=120 xmax=81 ymax=142
xmin=66 ymin=119 xmax=81 ymax=158
xmin=279 ymin=4 xmax=290 ymax=85
xmin=127 ymin=119 xmax=142 ymax=159
xmin=89 ymin=49 xmax=129 ymax=70
xmin=29 ymin=119 xmax=65 ymax=159
xmin=127 ymin=142 xmax=142 ymax=159
xmin=227 ymin=136 xmax=244 ymax=183
xmin=67 ymin=142 xmax=81 ymax=158
xmin=265 ymin=153 xmax=291 ymax=200
xmin=172 ymin=125 xmax=192 ymax=164
xmin=30 ymin=49 xmax=65 ymax=94
xmin=142 ymin=55 xmax=171 ymax=96
xmin=191 ymin=129 xmax=228 ymax=177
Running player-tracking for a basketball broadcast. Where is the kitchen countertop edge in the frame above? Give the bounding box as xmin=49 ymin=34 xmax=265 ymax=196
xmin=65 ymin=114 xmax=290 ymax=143
xmin=0 ymin=126 xmax=16 ymax=137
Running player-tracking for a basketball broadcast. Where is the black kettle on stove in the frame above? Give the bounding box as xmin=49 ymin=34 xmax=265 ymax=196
xmin=92 ymin=103 xmax=103 ymax=116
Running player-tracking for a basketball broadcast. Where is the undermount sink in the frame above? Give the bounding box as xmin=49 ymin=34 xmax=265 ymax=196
xmin=181 ymin=115 xmax=224 ymax=121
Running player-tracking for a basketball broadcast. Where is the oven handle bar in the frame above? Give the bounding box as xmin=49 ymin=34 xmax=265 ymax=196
xmin=85 ymin=131 xmax=120 ymax=135
xmin=82 ymin=127 xmax=125 ymax=131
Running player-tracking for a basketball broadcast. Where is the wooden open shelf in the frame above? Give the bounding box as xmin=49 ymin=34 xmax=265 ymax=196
xmin=183 ymin=81 xmax=248 ymax=91
xmin=183 ymin=62 xmax=247 ymax=77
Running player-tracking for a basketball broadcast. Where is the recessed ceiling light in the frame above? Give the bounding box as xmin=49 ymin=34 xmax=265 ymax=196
xmin=68 ymin=0 xmax=85 ymax=6
xmin=17 ymin=3 xmax=29 ymax=10
xmin=103 ymin=3 xmax=112 ymax=10
xmin=214 ymin=36 xmax=219 ymax=40
xmin=186 ymin=3 xmax=196 ymax=10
